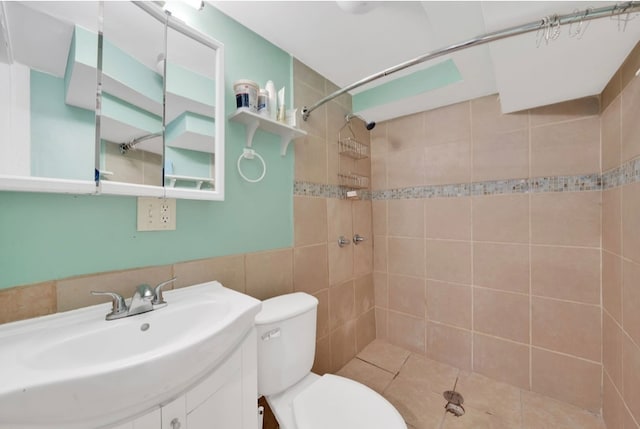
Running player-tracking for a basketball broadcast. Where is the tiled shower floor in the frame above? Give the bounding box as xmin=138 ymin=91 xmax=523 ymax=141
xmin=261 ymin=339 xmax=607 ymax=428
xmin=334 ymin=340 xmax=606 ymax=429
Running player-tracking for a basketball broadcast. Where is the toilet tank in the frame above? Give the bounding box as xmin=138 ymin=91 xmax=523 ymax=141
xmin=255 ymin=292 xmax=318 ymax=396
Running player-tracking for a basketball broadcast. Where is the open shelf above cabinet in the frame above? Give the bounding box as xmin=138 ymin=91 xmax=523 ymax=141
xmin=230 ymin=109 xmax=307 ymax=156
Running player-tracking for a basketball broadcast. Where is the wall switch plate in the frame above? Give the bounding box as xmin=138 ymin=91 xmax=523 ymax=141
xmin=137 ymin=197 xmax=176 ymax=231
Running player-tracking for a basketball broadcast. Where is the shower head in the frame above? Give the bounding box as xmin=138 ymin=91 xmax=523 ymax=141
xmin=345 ymin=114 xmax=376 ymax=132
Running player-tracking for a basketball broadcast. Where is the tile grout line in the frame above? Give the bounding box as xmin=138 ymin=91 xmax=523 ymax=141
xmin=599 ymin=104 xmax=605 ymax=417
xmin=528 ymin=106 xmax=534 ymax=394
xmin=402 ymin=315 xmax=606 ymax=367
xmin=605 ymin=369 xmax=640 ymax=428
xmin=617 ymin=98 xmax=627 ymax=427
xmin=469 ymin=100 xmax=475 ymax=376
xmin=385 ymin=199 xmax=390 ymax=341
xmin=383 ymin=236 xmax=602 ymax=253
xmin=352 ymin=356 xmax=396 ymax=377
xmin=423 ymin=198 xmax=428 ymax=356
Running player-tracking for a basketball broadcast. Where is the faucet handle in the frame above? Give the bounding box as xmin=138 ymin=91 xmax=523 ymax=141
xmin=91 ymin=291 xmax=128 ymax=319
xmin=153 ymin=277 xmax=177 ymax=305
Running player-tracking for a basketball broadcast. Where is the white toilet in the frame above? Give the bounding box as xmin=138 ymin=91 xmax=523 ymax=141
xmin=255 ymin=292 xmax=407 ymax=429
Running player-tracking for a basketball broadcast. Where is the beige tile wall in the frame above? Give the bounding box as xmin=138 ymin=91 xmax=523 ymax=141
xmin=0 ymin=249 xmax=292 ymax=319
xmin=0 ymin=281 xmax=56 ymax=324
xmin=293 ymin=58 xmax=375 ymax=374
xmin=372 ymin=94 xmax=603 ymax=412
xmin=103 ymin=143 xmax=163 ymax=186
xmin=601 ymin=42 xmax=640 ymax=429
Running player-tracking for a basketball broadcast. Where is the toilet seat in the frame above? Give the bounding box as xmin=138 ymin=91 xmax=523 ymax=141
xmin=292 ymin=374 xmax=406 ymax=429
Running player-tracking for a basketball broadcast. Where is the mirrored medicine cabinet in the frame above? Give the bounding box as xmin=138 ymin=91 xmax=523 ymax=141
xmin=0 ymin=1 xmax=225 ymax=200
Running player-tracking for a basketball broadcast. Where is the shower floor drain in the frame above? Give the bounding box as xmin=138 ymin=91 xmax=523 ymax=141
xmin=443 ymin=378 xmax=465 ymax=417
xmin=443 ymin=390 xmax=464 ymax=405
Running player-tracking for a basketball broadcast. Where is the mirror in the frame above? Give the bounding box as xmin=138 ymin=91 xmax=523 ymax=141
xmin=163 ymin=15 xmax=218 ymax=196
xmin=98 ymin=1 xmax=165 ymax=192
xmin=0 ymin=1 xmax=99 ymax=192
xmin=98 ymin=2 xmax=224 ymax=200
xmin=0 ymin=1 xmax=225 ymax=200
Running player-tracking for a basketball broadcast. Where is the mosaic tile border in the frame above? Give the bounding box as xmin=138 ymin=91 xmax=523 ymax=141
xmin=294 ymin=158 xmax=639 ymax=200
xmin=528 ymin=174 xmax=602 ymax=193
xmin=294 ymin=181 xmax=372 ymax=199
xmin=603 ymin=157 xmax=640 ymax=190
xmin=369 ymin=174 xmax=601 ymax=200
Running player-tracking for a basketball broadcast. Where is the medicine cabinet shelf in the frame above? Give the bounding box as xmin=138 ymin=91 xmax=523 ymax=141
xmin=230 ymin=109 xmax=307 ymax=156
xmin=165 ymin=174 xmax=215 ymax=189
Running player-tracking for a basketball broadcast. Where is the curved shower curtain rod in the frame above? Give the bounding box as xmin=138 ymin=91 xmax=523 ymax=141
xmin=301 ymin=1 xmax=640 ymax=121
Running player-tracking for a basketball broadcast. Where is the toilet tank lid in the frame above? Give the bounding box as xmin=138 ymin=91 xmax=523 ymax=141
xmin=255 ymin=292 xmax=318 ymax=325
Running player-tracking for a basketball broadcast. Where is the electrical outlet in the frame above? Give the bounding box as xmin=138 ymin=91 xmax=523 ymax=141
xmin=137 ymin=197 xmax=176 ymax=231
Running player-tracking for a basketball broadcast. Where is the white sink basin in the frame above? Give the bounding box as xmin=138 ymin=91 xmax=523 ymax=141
xmin=0 ymin=281 xmax=261 ymax=429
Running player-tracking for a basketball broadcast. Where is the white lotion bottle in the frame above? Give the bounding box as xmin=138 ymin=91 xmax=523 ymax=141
xmin=265 ymin=80 xmax=277 ymax=121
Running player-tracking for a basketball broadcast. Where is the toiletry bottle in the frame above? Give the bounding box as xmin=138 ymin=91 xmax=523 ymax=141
xmin=277 ymin=87 xmax=286 ymax=123
xmin=265 ymin=80 xmax=276 ymax=120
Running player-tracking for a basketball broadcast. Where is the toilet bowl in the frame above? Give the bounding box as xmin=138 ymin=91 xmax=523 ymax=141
xmin=255 ymin=292 xmax=406 ymax=429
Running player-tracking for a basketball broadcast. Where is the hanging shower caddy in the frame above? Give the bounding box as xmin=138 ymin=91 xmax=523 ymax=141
xmin=337 ymin=115 xmax=370 ymax=189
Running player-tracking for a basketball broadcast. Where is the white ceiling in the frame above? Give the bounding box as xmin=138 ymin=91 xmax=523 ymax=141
xmin=212 ymin=1 xmax=640 ymax=122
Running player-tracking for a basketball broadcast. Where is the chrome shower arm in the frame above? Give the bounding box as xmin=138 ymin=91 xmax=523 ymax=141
xmin=119 ymin=132 xmax=163 ymax=154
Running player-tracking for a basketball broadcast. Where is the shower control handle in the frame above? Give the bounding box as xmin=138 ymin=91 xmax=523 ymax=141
xmin=353 ymin=234 xmax=366 ymax=245
xmin=338 ymin=236 xmax=351 ymax=247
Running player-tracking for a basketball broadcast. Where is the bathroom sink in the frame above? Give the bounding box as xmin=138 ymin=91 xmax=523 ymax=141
xmin=24 ymin=297 xmax=230 ymax=370
xmin=0 ymin=281 xmax=261 ymax=429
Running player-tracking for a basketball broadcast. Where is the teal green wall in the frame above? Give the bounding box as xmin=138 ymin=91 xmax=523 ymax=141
xmin=30 ymin=71 xmax=95 ymax=181
xmin=166 ymin=62 xmax=216 ymax=107
xmin=103 ymin=33 xmax=163 ymax=104
xmin=353 ymin=59 xmax=462 ymax=113
xmin=0 ymin=5 xmax=294 ymax=289
xmin=72 ymin=26 xmax=98 ymax=68
xmin=166 ymin=112 xmax=215 ymax=179
xmin=166 ymin=112 xmax=214 ymax=144
xmin=165 ymin=147 xmax=212 ymax=180
xmin=102 ymin=93 xmax=162 ymax=133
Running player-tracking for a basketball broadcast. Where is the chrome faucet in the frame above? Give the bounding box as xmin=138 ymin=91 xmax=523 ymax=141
xmin=91 ymin=277 xmax=177 ymax=321
xmin=128 ymin=284 xmax=155 ymax=316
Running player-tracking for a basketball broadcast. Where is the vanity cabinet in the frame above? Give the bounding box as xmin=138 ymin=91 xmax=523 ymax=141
xmin=110 ymin=329 xmax=258 ymax=429
xmin=161 ymin=397 xmax=186 ymax=429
